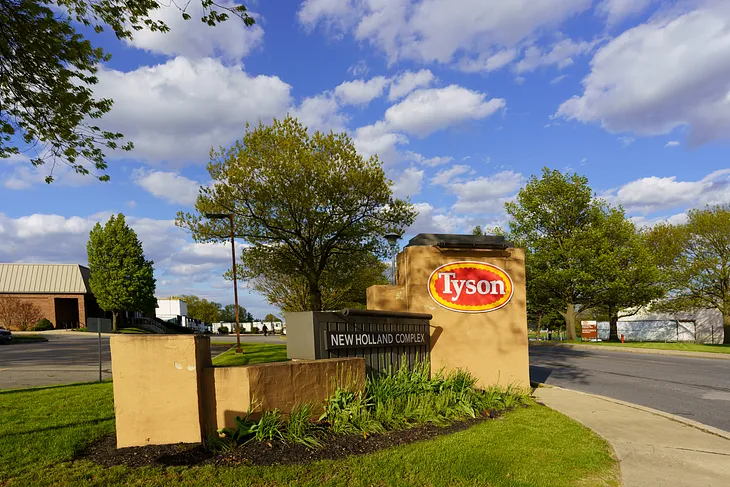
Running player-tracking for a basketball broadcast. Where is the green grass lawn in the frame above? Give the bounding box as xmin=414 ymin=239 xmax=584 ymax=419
xmin=558 ymin=340 xmax=730 ymax=354
xmin=0 ymin=381 xmax=618 ymax=487
xmin=212 ymin=343 xmax=289 ymax=367
xmin=117 ymin=327 xmax=153 ymax=334
xmin=5 ymin=334 xmax=49 ymax=344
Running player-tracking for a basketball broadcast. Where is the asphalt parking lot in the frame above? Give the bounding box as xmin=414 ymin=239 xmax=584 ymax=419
xmin=0 ymin=332 xmax=285 ymax=390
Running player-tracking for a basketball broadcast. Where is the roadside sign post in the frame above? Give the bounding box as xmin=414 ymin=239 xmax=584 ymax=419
xmin=98 ymin=321 xmax=102 ymax=383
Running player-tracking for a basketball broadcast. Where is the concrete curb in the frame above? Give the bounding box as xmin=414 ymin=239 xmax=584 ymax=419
xmin=536 ymin=384 xmax=730 ymax=442
xmin=530 ymin=342 xmax=730 ymax=360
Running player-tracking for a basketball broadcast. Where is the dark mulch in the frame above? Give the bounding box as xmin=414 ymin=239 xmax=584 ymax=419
xmin=80 ymin=410 xmax=502 ymax=469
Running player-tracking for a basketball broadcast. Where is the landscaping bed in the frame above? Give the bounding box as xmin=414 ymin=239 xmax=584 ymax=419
xmin=82 ymin=415 xmax=498 ymax=468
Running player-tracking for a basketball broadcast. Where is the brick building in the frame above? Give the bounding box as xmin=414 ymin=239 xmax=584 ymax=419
xmin=0 ymin=264 xmax=104 ymax=329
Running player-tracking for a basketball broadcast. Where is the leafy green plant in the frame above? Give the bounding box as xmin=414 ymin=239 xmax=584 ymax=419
xmin=31 ymin=318 xmax=53 ymax=331
xmin=217 ymin=326 xmax=229 ymax=335
xmin=284 ymin=404 xmax=322 ymax=448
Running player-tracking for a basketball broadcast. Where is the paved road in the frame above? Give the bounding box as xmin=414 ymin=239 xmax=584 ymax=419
xmin=0 ymin=332 xmax=286 ymax=390
xmin=530 ymin=345 xmax=730 ymax=433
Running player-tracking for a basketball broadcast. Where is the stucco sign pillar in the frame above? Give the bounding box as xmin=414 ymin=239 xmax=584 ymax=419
xmin=367 ymin=233 xmax=530 ymax=388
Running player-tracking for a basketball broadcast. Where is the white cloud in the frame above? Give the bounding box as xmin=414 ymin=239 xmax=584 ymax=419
xmin=446 ymin=170 xmax=523 ymax=214
xmin=125 ymin=2 xmax=264 ymax=62
xmin=458 ymin=49 xmax=518 ymax=74
xmin=384 ymin=85 xmax=505 ymax=137
xmin=607 ymin=169 xmax=730 ymax=213
xmin=630 ymin=212 xmax=688 ymax=229
xmin=596 ymin=0 xmax=656 ymax=27
xmin=388 ymin=69 xmax=436 ymax=100
xmin=95 ymin=57 xmax=292 ymax=164
xmin=352 ymin=122 xmax=408 ymax=164
xmin=618 ymin=136 xmax=635 ymax=147
xmin=391 ymin=167 xmax=424 ymax=198
xmin=514 ymin=38 xmax=600 ymax=74
xmin=335 ymin=76 xmax=390 ymax=105
xmin=665 ymin=140 xmax=680 ymax=148
xmin=404 ymin=151 xmax=453 ymax=167
xmin=431 ymin=164 xmax=471 ymax=186
xmin=134 ymin=170 xmax=200 ymax=206
xmin=408 ymin=203 xmax=469 ymax=234
xmin=1 ymin=154 xmax=103 ymax=190
xmin=348 ymin=60 xmax=370 ymax=77
xmin=551 ymin=74 xmax=568 ymax=84
xmin=556 ymin=3 xmax=730 ymax=145
xmin=300 ymin=0 xmax=591 ymax=68
xmin=290 ymin=94 xmax=348 ymax=133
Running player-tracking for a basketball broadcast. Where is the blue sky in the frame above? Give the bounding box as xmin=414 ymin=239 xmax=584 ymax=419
xmin=2 ymin=0 xmax=730 ymax=317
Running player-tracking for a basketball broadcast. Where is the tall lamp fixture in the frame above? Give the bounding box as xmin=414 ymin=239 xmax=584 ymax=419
xmin=384 ymin=233 xmax=402 ymax=285
xmin=204 ymin=212 xmax=242 ymax=354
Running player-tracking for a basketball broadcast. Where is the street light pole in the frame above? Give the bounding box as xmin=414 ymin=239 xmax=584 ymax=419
xmin=229 ymin=214 xmax=242 ymax=355
xmin=384 ymin=233 xmax=402 ymax=286
xmin=205 ymin=212 xmax=242 ymax=354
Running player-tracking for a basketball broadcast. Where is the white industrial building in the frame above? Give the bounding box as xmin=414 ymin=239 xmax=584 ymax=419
xmin=598 ymin=308 xmax=724 ymax=344
xmin=211 ymin=320 xmax=284 ymax=335
xmin=155 ymin=298 xmax=209 ymax=333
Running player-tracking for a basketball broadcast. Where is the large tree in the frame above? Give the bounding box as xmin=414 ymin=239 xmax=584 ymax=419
xmin=588 ymin=207 xmax=665 ymax=341
xmin=176 ymin=115 xmax=416 ymax=311
xmin=1 ymin=0 xmax=253 ymax=182
xmin=219 ymin=304 xmax=253 ymax=323
xmin=174 ymin=295 xmax=221 ymax=324
xmin=648 ymin=205 xmax=730 ymax=344
xmin=87 ymin=213 xmax=156 ymax=331
xmin=246 ymin=251 xmax=388 ymax=312
xmin=506 ymin=168 xmax=602 ymax=340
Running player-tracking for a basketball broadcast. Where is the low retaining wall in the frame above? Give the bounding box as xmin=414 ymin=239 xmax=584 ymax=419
xmin=111 ymin=335 xmax=365 ymax=448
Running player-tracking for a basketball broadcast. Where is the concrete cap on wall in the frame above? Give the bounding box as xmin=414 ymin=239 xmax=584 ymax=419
xmin=405 ymin=233 xmax=514 ymax=250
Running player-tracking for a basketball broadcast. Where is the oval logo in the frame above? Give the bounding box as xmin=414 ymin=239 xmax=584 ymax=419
xmin=428 ymin=261 xmax=513 ymax=313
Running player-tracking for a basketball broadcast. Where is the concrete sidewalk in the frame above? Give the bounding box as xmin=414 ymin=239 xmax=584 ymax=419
xmin=535 ymin=386 xmax=730 ymax=487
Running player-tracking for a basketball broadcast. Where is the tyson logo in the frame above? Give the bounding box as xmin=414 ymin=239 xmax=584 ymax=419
xmin=428 ymin=261 xmax=513 ymax=313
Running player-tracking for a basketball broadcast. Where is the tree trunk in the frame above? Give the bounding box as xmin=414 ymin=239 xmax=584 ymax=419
xmin=308 ymin=280 xmax=323 ymax=311
xmin=560 ymin=303 xmax=578 ymax=341
xmin=112 ymin=311 xmax=118 ymax=333
xmin=723 ymin=312 xmax=730 ymax=345
xmin=608 ymin=306 xmax=619 ymax=342
xmin=536 ymin=313 xmax=542 ymax=340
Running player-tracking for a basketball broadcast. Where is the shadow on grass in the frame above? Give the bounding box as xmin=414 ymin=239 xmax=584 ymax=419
xmin=0 ymin=380 xmax=112 ymax=395
xmin=0 ymin=417 xmax=115 ymax=440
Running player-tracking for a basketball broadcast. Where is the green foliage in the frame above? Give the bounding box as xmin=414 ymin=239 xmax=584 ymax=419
xmin=217 ymin=325 xmax=229 ymax=334
xmin=171 ymin=294 xmax=221 ymax=323
xmin=248 ymin=251 xmax=389 ymax=312
xmin=284 ymin=404 xmax=322 ymax=448
xmin=220 ymin=304 xmax=254 ymax=323
xmin=263 ymin=313 xmax=280 ymax=322
xmin=588 ymin=207 xmax=665 ymax=340
xmin=176 ymin=115 xmax=416 ymax=311
xmin=1 ymin=0 xmax=254 ymax=182
xmin=648 ymin=204 xmax=730 ymax=343
xmin=86 ymin=213 xmax=156 ymax=332
xmin=31 ymin=318 xmax=54 ymax=331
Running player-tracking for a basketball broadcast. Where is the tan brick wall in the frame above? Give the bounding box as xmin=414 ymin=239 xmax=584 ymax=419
xmin=0 ymin=293 xmax=87 ymax=329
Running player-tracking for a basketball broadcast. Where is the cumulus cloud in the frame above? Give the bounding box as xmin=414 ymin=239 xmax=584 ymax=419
xmin=665 ymin=140 xmax=680 ymax=148
xmin=408 ymin=202 xmax=469 ymax=234
xmin=514 ymin=37 xmax=601 ymax=73
xmin=388 ymin=69 xmax=436 ymax=100
xmin=556 ymin=3 xmax=730 ymax=145
xmin=290 ymin=94 xmax=348 ymax=133
xmin=446 ymin=171 xmax=523 ymax=214
xmin=431 ymin=165 xmax=471 ymax=186
xmin=384 ymin=85 xmax=505 ymax=137
xmin=391 ymin=167 xmax=424 ymax=198
xmin=606 ymin=169 xmax=730 ymax=214
xmin=95 ymin=57 xmax=292 ymax=164
xmin=352 ymin=122 xmax=408 ymax=164
xmin=298 ymin=0 xmax=591 ymax=68
xmin=404 ymin=151 xmax=453 ymax=167
xmin=133 ymin=170 xmax=201 ymax=206
xmin=335 ymin=76 xmax=390 ymax=105
xmin=0 ymin=154 xmax=103 ymax=190
xmin=124 ymin=2 xmax=264 ymax=62
xmin=458 ymin=49 xmax=518 ymax=74
xmin=596 ymin=0 xmax=657 ymax=27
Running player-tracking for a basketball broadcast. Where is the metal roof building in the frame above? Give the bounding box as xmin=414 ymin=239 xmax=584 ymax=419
xmin=0 ymin=264 xmax=91 ymax=294
xmin=0 ymin=263 xmax=98 ymax=329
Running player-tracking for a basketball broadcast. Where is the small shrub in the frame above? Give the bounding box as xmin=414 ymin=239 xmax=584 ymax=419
xmin=218 ymin=326 xmax=229 ymax=335
xmin=251 ymin=326 xmax=260 ymax=334
xmin=284 ymin=403 xmax=322 ymax=448
xmin=31 ymin=318 xmax=54 ymax=331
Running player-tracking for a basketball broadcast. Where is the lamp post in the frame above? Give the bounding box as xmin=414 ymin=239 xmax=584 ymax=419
xmin=204 ymin=212 xmax=242 ymax=354
xmin=384 ymin=233 xmax=401 ymax=285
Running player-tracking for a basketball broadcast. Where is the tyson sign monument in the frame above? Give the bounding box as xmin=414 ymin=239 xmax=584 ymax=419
xmin=429 ymin=262 xmax=514 ymax=313
xmin=367 ymin=234 xmax=529 ymax=388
